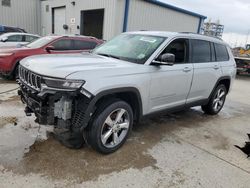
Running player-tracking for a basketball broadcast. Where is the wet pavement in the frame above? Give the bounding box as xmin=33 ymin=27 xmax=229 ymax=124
xmin=0 ymin=76 xmax=250 ymax=187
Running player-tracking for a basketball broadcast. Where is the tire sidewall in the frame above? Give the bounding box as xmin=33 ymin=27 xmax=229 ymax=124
xmin=210 ymin=84 xmax=227 ymax=114
xmin=90 ymin=100 xmax=133 ymax=154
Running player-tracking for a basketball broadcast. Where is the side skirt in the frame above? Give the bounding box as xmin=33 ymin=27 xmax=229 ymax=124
xmin=142 ymin=99 xmax=209 ymax=120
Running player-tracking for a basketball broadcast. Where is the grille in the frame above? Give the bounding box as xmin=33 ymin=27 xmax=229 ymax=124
xmin=19 ymin=66 xmax=42 ymax=91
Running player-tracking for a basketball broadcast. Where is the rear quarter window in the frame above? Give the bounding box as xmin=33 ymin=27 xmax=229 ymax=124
xmin=191 ymin=39 xmax=211 ymax=63
xmin=214 ymin=43 xmax=229 ymax=61
xmin=73 ymin=40 xmax=97 ymax=50
xmin=52 ymin=39 xmax=73 ymax=50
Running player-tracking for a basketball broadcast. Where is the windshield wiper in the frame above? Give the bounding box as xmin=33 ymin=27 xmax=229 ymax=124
xmin=97 ymin=53 xmax=121 ymax=60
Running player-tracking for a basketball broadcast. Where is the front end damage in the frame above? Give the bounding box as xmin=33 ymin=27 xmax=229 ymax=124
xmin=17 ymin=66 xmax=93 ymax=148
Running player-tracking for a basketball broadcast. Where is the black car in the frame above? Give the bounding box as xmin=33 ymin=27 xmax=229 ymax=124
xmin=0 ymin=25 xmax=26 ymax=35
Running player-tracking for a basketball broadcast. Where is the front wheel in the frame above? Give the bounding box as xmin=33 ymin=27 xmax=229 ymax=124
xmin=202 ymin=84 xmax=227 ymax=115
xmin=86 ymin=99 xmax=133 ymax=154
xmin=14 ymin=64 xmax=19 ymax=79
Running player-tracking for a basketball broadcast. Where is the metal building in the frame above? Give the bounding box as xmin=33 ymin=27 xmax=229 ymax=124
xmin=41 ymin=0 xmax=206 ymax=40
xmin=0 ymin=0 xmax=41 ymax=34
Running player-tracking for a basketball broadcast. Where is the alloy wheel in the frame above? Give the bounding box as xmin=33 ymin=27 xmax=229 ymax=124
xmin=101 ymin=108 xmax=130 ymax=148
xmin=212 ymin=88 xmax=226 ymax=112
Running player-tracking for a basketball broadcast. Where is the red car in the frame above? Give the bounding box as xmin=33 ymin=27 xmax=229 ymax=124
xmin=0 ymin=35 xmax=103 ymax=78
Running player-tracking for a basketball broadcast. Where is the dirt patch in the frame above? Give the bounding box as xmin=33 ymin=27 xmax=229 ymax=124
xmin=208 ymin=134 xmax=230 ymax=150
xmin=0 ymin=116 xmax=18 ymax=127
xmin=10 ymin=135 xmax=156 ymax=183
xmin=0 ymin=79 xmax=15 ymax=84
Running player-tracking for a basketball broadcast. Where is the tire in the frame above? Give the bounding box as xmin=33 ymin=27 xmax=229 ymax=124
xmin=86 ymin=99 xmax=133 ymax=154
xmin=14 ymin=65 xmax=19 ymax=79
xmin=202 ymin=84 xmax=227 ymax=115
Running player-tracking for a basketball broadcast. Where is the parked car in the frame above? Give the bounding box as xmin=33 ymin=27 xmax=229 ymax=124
xmin=0 ymin=25 xmax=26 ymax=35
xmin=235 ymin=56 xmax=250 ymax=75
xmin=0 ymin=35 xmax=103 ymax=78
xmin=0 ymin=32 xmax=40 ymax=48
xmin=17 ymin=31 xmax=236 ymax=154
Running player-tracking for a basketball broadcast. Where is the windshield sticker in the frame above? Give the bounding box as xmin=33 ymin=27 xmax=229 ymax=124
xmin=138 ymin=54 xmax=146 ymax=59
xmin=139 ymin=37 xmax=157 ymax=43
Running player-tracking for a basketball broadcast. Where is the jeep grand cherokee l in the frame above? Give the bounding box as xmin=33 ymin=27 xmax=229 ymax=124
xmin=0 ymin=35 xmax=103 ymax=78
xmin=17 ymin=31 xmax=236 ymax=154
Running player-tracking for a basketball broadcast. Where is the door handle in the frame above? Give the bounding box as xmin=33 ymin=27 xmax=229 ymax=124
xmin=183 ymin=67 xmax=192 ymax=72
xmin=213 ymin=65 xmax=220 ymax=70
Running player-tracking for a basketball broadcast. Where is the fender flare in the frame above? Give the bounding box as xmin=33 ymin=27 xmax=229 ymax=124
xmin=81 ymin=87 xmax=143 ymax=128
xmin=208 ymin=76 xmax=231 ymax=100
xmin=10 ymin=59 xmax=21 ymax=76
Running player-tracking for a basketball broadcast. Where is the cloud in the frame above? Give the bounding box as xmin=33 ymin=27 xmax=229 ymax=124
xmin=159 ymin=0 xmax=250 ymax=46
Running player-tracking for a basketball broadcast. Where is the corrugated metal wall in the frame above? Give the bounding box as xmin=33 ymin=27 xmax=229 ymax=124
xmin=127 ymin=0 xmax=200 ymax=33
xmin=41 ymin=0 xmax=125 ymax=40
xmin=0 ymin=0 xmax=41 ymax=34
xmin=40 ymin=0 xmax=202 ymax=39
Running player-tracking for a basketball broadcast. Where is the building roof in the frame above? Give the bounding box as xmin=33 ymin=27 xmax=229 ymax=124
xmin=144 ymin=0 xmax=207 ymax=19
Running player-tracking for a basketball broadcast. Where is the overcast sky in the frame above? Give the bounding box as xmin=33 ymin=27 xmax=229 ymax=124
xmin=160 ymin=0 xmax=250 ymax=47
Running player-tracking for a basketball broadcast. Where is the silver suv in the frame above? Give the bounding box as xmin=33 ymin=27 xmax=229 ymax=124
xmin=17 ymin=31 xmax=236 ymax=153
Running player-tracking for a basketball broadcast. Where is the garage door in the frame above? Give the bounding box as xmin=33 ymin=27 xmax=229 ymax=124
xmin=53 ymin=7 xmax=66 ymax=35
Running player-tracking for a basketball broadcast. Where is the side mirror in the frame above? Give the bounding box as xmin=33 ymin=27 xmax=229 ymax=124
xmin=1 ymin=37 xmax=8 ymax=42
xmin=45 ymin=45 xmax=55 ymax=52
xmin=152 ymin=53 xmax=175 ymax=66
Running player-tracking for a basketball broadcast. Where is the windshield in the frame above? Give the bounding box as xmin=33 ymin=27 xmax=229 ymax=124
xmin=26 ymin=36 xmax=55 ymax=48
xmin=92 ymin=34 xmax=166 ymax=64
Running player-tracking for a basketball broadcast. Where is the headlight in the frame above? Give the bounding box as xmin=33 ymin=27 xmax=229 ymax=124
xmin=43 ymin=78 xmax=85 ymax=90
xmin=0 ymin=53 xmax=14 ymax=57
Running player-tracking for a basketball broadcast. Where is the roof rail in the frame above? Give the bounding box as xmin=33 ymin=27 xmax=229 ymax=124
xmin=178 ymin=32 xmax=223 ymax=41
xmin=60 ymin=34 xmax=98 ymax=39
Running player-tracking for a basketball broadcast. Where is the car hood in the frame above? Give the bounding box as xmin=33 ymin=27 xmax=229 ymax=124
xmin=0 ymin=46 xmax=30 ymax=52
xmin=20 ymin=53 xmax=143 ymax=78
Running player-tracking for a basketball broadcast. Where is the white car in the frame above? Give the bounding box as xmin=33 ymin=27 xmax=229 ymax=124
xmin=0 ymin=32 xmax=40 ymax=48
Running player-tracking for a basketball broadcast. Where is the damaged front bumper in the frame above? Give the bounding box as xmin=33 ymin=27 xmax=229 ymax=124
xmin=17 ymin=78 xmax=94 ymax=131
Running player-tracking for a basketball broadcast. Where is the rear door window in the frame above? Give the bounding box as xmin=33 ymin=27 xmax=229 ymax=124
xmin=51 ymin=39 xmax=73 ymax=50
xmin=191 ymin=40 xmax=211 ymax=63
xmin=214 ymin=43 xmax=229 ymax=61
xmin=6 ymin=35 xmax=23 ymax=42
xmin=25 ymin=35 xmax=39 ymax=42
xmin=73 ymin=40 xmax=97 ymax=50
xmin=191 ymin=39 xmax=211 ymax=63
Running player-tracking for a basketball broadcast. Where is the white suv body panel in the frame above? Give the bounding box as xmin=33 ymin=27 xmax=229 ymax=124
xmin=187 ymin=61 xmax=222 ymax=103
xmin=148 ymin=63 xmax=193 ymax=112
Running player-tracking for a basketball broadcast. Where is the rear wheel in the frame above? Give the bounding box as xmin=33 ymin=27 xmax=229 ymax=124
xmin=202 ymin=84 xmax=227 ymax=115
xmin=86 ymin=99 xmax=133 ymax=154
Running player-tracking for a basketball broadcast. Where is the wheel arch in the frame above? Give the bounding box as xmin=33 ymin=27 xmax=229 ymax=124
xmin=209 ymin=76 xmax=231 ymax=100
xmin=81 ymin=87 xmax=143 ymax=129
xmin=10 ymin=59 xmax=21 ymax=78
